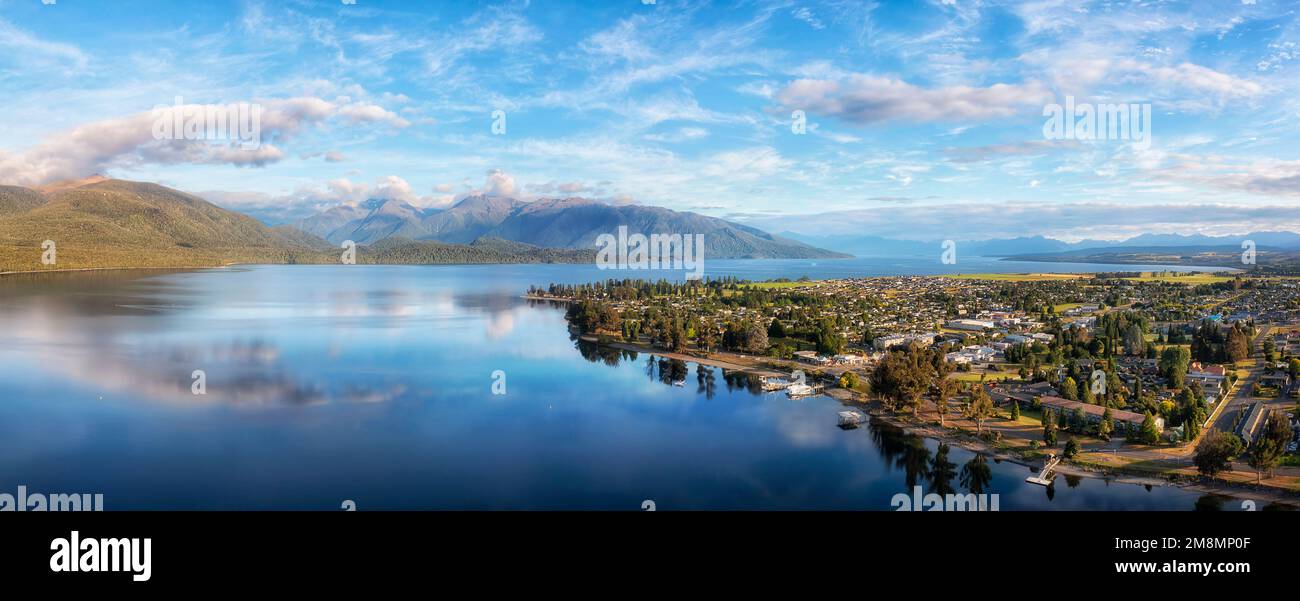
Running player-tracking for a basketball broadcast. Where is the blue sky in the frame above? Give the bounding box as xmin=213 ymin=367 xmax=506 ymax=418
xmin=0 ymin=0 xmax=1298 ymax=241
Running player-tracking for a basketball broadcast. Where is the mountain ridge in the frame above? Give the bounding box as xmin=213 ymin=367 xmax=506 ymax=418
xmin=779 ymin=230 xmax=1300 ymax=257
xmin=0 ymin=179 xmax=622 ymax=271
xmin=292 ymin=194 xmax=848 ymax=259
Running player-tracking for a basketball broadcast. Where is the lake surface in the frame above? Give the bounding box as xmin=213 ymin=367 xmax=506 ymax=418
xmin=0 ymin=259 xmax=1247 ymax=510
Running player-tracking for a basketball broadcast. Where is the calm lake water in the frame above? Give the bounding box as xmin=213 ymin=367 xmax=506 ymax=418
xmin=0 ymin=259 xmax=1247 ymax=510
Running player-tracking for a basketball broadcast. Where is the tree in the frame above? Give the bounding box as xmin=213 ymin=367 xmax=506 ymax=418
xmin=1099 ymin=407 xmax=1114 ymax=441
xmin=1226 ymin=325 xmax=1250 ymax=363
xmin=1140 ymin=413 xmax=1161 ymax=444
xmin=698 ymin=324 xmax=716 ymax=352
xmin=838 ymin=371 xmax=860 ymax=390
xmin=1060 ymin=377 xmax=1078 ymax=401
xmin=1123 ymin=324 xmax=1146 ymax=356
xmin=871 ymin=347 xmax=937 ymax=416
xmin=1159 ymin=346 xmax=1191 ymax=389
xmin=935 ymin=376 xmax=958 ymax=427
xmin=1043 ymin=409 xmax=1058 ymax=447
xmin=1079 ymin=378 xmax=1095 ymax=404
xmin=1009 ymin=399 xmax=1020 ymax=421
xmin=815 ymin=320 xmax=846 ymax=355
xmin=1063 ymin=437 xmax=1081 ymax=459
xmin=1194 ymin=431 xmax=1243 ymax=479
xmin=669 ymin=318 xmax=688 ymax=353
xmin=1070 ymin=407 xmax=1088 ymax=434
xmin=744 ymin=322 xmax=769 ymax=354
xmin=964 ymin=386 xmax=996 ymax=434
xmin=1246 ymin=411 xmax=1292 ymax=483
xmin=767 ymin=318 xmax=787 ymax=339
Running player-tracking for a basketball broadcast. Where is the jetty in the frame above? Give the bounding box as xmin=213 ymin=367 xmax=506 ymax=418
xmin=1026 ymin=454 xmax=1060 ymax=486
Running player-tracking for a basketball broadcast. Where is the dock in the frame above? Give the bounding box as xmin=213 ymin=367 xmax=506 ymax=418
xmin=1026 ymin=454 xmax=1060 ymax=486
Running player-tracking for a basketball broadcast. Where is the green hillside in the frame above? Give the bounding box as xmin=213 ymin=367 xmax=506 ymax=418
xmin=0 ymin=186 xmax=47 ymax=216
xmin=0 ymin=179 xmax=604 ymax=273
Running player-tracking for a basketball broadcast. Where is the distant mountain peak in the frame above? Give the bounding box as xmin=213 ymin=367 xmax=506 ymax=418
xmin=288 ymin=192 xmax=846 ymax=258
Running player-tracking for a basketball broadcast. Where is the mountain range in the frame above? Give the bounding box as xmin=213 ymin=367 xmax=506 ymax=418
xmin=780 ymin=231 xmax=1300 ymax=257
xmin=0 ymin=177 xmax=332 ymax=271
xmin=5 ymin=175 xmax=1299 ymax=274
xmin=0 ymin=177 xmax=843 ymax=273
xmin=291 ymin=195 xmax=848 ymax=259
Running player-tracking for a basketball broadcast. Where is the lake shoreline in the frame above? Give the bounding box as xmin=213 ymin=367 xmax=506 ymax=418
xmin=583 ymin=336 xmax=1300 ymax=509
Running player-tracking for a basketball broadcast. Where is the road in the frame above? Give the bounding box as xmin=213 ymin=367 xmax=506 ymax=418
xmin=1206 ymin=325 xmax=1274 ymax=436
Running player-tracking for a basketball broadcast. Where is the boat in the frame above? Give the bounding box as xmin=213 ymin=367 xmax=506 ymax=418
xmin=761 ymin=377 xmax=793 ymax=392
xmin=837 ymin=411 xmax=864 ymax=429
xmin=786 ymin=384 xmax=820 ymax=399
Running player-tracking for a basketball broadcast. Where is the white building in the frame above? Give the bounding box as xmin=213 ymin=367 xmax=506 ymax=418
xmin=946 ymin=319 xmax=995 ymax=331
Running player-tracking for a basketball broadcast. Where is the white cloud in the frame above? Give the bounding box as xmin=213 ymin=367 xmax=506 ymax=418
xmin=0 ymin=19 xmax=88 ymax=73
xmin=0 ymin=97 xmax=407 ymax=186
xmin=643 ymin=126 xmax=709 ymax=143
xmin=774 ymin=75 xmax=1053 ymax=124
xmin=483 ymin=169 xmax=517 ymax=197
xmin=1139 ymin=62 xmax=1265 ymax=100
xmin=791 ymin=8 xmax=825 ymax=30
xmin=737 ymin=201 xmax=1300 ymax=242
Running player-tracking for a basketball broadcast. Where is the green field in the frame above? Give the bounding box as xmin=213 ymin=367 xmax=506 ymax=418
xmin=747 ymin=280 xmax=817 ymax=289
xmin=1120 ymin=272 xmax=1234 ymax=285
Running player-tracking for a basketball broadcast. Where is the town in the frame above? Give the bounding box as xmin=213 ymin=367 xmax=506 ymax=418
xmin=531 ymin=272 xmax=1300 ymax=498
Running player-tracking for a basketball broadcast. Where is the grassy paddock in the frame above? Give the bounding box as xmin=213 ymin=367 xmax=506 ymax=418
xmin=746 ymin=280 xmax=817 ymax=289
xmin=1120 ymin=272 xmax=1234 ymax=285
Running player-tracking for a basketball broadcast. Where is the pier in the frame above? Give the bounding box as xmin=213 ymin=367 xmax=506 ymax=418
xmin=1025 ymin=454 xmax=1060 ymax=486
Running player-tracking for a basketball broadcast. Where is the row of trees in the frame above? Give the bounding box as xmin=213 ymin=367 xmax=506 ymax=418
xmin=1190 ymin=321 xmax=1252 ymax=364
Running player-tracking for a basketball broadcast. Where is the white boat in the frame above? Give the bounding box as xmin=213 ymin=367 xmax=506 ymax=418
xmin=761 ymin=378 xmax=793 ymax=392
xmin=787 ymin=384 xmax=818 ymax=399
xmin=837 ymin=411 xmax=864 ymax=428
